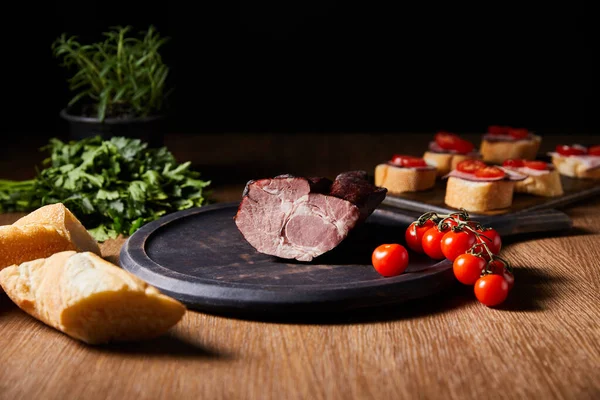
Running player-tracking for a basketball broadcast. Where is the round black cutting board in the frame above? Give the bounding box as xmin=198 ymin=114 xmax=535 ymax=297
xmin=120 ymin=203 xmax=572 ymax=316
xmin=120 ymin=203 xmax=457 ymax=315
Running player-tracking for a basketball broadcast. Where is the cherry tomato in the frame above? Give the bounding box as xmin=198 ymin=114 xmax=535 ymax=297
xmin=441 ymin=230 xmax=477 ymax=261
xmin=507 ymin=128 xmax=529 ymax=139
xmin=456 ymin=159 xmax=486 ymax=174
xmin=372 ymin=244 xmax=409 ymax=277
xmin=488 ymin=125 xmax=509 ymax=135
xmin=474 ymin=166 xmax=505 ymax=179
xmin=555 ymin=145 xmax=587 ymax=156
xmin=502 ymin=159 xmax=524 ymax=168
xmin=422 ymin=226 xmax=447 ymax=260
xmin=435 ymin=132 xmax=474 ymax=154
xmin=405 ymin=220 xmax=435 ymax=253
xmin=476 ymin=228 xmax=502 ymax=254
xmin=489 ymin=260 xmax=514 ymax=290
xmin=453 ymin=254 xmax=486 ymax=285
xmin=523 ymin=160 xmax=548 ymax=170
xmin=474 ymin=274 xmax=509 ymax=307
xmin=391 ymin=154 xmax=428 ymax=168
xmin=588 ymin=145 xmax=600 ymax=156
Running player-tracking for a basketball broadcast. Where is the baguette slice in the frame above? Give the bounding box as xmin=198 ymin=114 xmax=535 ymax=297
xmin=375 ymin=163 xmax=436 ymax=194
xmin=445 ymin=177 xmax=514 ymax=213
xmin=0 ymin=251 xmax=186 ymax=345
xmin=480 ymin=135 xmax=542 ymax=164
xmin=0 ymin=203 xmax=100 ymax=270
xmin=423 ymin=151 xmax=480 ymax=177
xmin=551 ymin=155 xmax=600 ymax=179
xmin=514 ymin=170 xmax=564 ymax=197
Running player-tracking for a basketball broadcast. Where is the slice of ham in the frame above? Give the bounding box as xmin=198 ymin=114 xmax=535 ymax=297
xmin=386 ymin=162 xmax=437 ymax=171
xmin=482 ymin=133 xmax=537 ymax=142
xmin=428 ymin=141 xmax=480 ymax=156
xmin=443 ymin=168 xmax=527 ymax=182
xmin=547 ymin=152 xmax=600 ymax=171
xmin=504 ymin=165 xmax=554 ymax=176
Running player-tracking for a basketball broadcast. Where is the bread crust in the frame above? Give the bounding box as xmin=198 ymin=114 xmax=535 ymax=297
xmin=423 ymin=152 xmax=480 ymax=177
xmin=514 ymin=170 xmax=564 ymax=197
xmin=551 ymin=155 xmax=600 ymax=179
xmin=480 ymin=135 xmax=542 ymax=164
xmin=375 ymin=163 xmax=436 ymax=194
xmin=0 ymin=203 xmax=100 ymax=270
xmin=0 ymin=251 xmax=186 ymax=344
xmin=444 ymin=177 xmax=514 ymax=213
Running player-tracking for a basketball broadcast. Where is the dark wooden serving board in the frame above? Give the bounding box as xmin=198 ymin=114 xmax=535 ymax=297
xmin=120 ymin=203 xmax=572 ymax=318
xmin=382 ymin=175 xmax=600 ymax=217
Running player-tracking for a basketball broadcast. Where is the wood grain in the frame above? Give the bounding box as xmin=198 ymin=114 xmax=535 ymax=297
xmin=1 ymin=133 xmax=600 ymax=399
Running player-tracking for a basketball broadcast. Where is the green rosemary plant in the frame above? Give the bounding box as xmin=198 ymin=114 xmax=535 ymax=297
xmin=52 ymin=25 xmax=172 ymax=121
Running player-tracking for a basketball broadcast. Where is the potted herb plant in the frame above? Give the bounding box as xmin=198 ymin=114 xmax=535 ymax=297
xmin=52 ymin=25 xmax=172 ymax=147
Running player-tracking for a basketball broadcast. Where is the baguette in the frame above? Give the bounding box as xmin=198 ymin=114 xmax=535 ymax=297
xmin=444 ymin=177 xmax=514 ymax=213
xmin=0 ymin=251 xmax=186 ymax=345
xmin=551 ymin=155 xmax=600 ymax=179
xmin=375 ymin=163 xmax=436 ymax=194
xmin=423 ymin=151 xmax=479 ymax=177
xmin=513 ymin=170 xmax=564 ymax=197
xmin=0 ymin=203 xmax=100 ymax=270
xmin=480 ymin=135 xmax=542 ymax=164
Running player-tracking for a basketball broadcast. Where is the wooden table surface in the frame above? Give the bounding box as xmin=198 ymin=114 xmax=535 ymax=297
xmin=1 ymin=133 xmax=600 ymax=399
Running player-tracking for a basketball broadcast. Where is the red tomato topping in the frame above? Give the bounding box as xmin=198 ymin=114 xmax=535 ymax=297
xmin=588 ymin=145 xmax=600 ymax=156
xmin=456 ymin=159 xmax=486 ymax=174
xmin=487 ymin=125 xmax=510 ymax=135
xmin=507 ymin=128 xmax=529 ymax=139
xmin=523 ymin=160 xmax=548 ymax=170
xmin=371 ymin=244 xmax=409 ymax=277
xmin=502 ymin=159 xmax=525 ymax=168
xmin=435 ymin=132 xmax=474 ymax=154
xmin=489 ymin=260 xmax=514 ymax=291
xmin=556 ymin=145 xmax=587 ymax=156
xmin=391 ymin=155 xmax=428 ymax=168
xmin=474 ymin=166 xmax=505 ymax=179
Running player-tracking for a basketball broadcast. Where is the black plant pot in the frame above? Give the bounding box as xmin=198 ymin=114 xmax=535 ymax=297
xmin=60 ymin=108 xmax=166 ymax=148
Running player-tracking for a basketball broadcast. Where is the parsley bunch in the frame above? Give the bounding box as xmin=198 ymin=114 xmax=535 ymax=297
xmin=0 ymin=136 xmax=210 ymax=241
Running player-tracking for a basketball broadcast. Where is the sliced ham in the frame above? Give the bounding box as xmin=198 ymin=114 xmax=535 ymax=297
xmin=547 ymin=152 xmax=600 ymax=171
xmin=234 ymin=171 xmax=386 ymax=262
xmin=482 ymin=133 xmax=538 ymax=142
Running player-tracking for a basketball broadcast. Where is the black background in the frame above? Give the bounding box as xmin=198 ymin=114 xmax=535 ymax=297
xmin=2 ymin=1 xmax=593 ymax=136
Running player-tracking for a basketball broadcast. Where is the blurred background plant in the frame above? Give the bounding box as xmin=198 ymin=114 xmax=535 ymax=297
xmin=52 ymin=25 xmax=172 ymax=121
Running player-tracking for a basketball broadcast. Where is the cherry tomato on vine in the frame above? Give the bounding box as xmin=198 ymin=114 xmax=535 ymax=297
xmin=457 ymin=159 xmax=486 ymax=174
xmin=502 ymin=159 xmax=525 ymax=168
xmin=422 ymin=226 xmax=447 ymax=260
xmin=475 ymin=228 xmax=502 ymax=254
xmin=474 ymin=274 xmax=510 ymax=307
xmin=372 ymin=244 xmax=409 ymax=277
xmin=523 ymin=160 xmax=548 ymax=170
xmin=474 ymin=166 xmax=505 ymax=179
xmin=441 ymin=230 xmax=477 ymax=261
xmin=489 ymin=260 xmax=514 ymax=290
xmin=405 ymin=220 xmax=435 ymax=253
xmin=555 ymin=144 xmax=586 ymax=156
xmin=453 ymin=254 xmax=486 ymax=285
